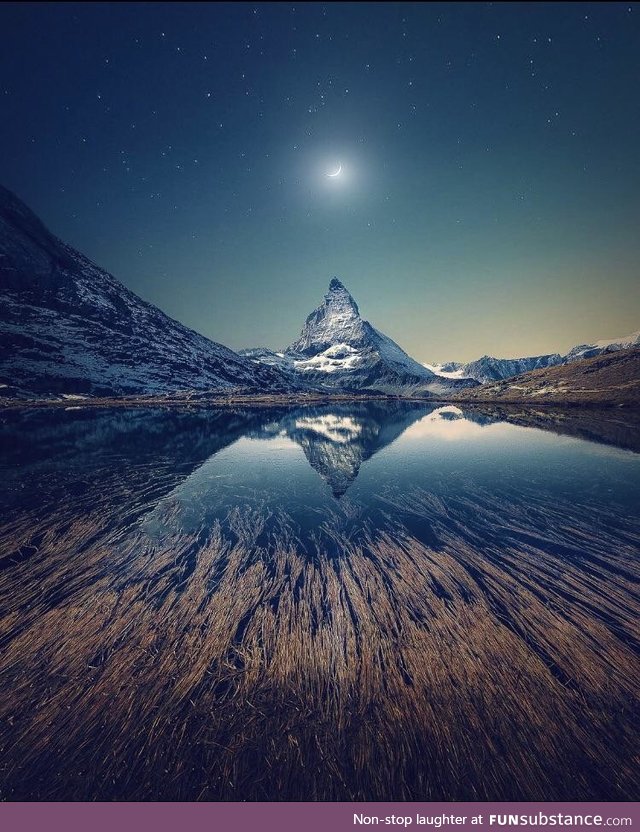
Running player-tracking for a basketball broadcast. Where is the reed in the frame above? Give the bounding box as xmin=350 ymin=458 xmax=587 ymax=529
xmin=0 ymin=486 xmax=638 ymax=801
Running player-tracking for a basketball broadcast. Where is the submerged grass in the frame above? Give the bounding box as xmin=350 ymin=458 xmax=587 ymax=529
xmin=0 ymin=489 xmax=638 ymax=801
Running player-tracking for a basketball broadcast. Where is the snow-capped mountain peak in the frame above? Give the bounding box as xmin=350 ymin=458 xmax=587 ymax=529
xmin=289 ymin=277 xmax=364 ymax=356
xmin=328 ymin=276 xmax=354 ymax=298
xmin=243 ymin=278 xmax=478 ymax=397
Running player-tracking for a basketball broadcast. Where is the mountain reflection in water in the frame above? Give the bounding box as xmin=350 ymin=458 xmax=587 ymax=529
xmin=0 ymin=401 xmax=638 ymax=801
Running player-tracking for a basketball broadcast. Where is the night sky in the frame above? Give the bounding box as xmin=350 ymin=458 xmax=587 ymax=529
xmin=1 ymin=2 xmax=639 ymax=362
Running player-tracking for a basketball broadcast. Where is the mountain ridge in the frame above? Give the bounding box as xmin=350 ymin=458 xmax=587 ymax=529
xmin=0 ymin=184 xmax=295 ymax=398
xmin=427 ymin=331 xmax=640 ymax=384
xmin=1 ymin=185 xmax=636 ymax=404
xmin=452 ymin=347 xmax=640 ymax=406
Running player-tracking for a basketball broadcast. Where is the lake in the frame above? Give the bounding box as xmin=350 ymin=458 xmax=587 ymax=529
xmin=0 ymin=401 xmax=638 ymax=801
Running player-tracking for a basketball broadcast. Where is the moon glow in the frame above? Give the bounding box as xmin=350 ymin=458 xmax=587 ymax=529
xmin=326 ymin=163 xmax=342 ymax=177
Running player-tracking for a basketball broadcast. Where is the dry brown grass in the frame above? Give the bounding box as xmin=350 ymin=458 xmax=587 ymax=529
xmin=0 ymin=489 xmax=638 ymax=801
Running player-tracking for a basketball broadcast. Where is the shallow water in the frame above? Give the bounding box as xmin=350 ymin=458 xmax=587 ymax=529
xmin=0 ymin=402 xmax=639 ymax=800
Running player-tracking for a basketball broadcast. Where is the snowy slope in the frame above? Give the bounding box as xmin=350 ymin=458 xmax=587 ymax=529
xmin=457 ymin=353 xmax=564 ymax=384
xmin=564 ymin=331 xmax=640 ymax=362
xmin=0 ymin=185 xmax=293 ymax=398
xmin=423 ymin=363 xmax=467 ymax=379
xmin=244 ymin=278 xmax=478 ymax=396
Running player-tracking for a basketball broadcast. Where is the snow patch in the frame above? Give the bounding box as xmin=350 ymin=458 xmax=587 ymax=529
xmin=294 ymin=344 xmax=363 ymax=373
xmin=423 ymin=363 xmax=467 ymax=379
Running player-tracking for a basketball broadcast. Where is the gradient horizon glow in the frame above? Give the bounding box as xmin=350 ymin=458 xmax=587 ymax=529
xmin=0 ymin=2 xmax=639 ymax=362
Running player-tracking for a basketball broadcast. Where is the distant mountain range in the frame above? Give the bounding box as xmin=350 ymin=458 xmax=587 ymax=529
xmin=453 ymin=347 xmax=640 ymax=407
xmin=240 ymin=278 xmax=477 ymax=396
xmin=0 ymin=184 xmax=636 ymax=402
xmin=426 ymin=331 xmax=640 ymax=384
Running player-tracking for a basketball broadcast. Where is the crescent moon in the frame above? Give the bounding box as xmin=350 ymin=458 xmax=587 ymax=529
xmin=327 ymin=164 xmax=342 ymax=177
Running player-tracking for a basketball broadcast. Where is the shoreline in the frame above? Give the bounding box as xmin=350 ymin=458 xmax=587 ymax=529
xmin=1 ymin=392 xmax=639 ymax=410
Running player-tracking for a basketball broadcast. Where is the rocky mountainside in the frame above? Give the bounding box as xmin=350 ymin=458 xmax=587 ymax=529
xmin=242 ymin=278 xmax=478 ymax=397
xmin=427 ymin=332 xmax=640 ymax=384
xmin=452 ymin=347 xmax=640 ymax=406
xmin=0 ymin=185 xmax=292 ymax=398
